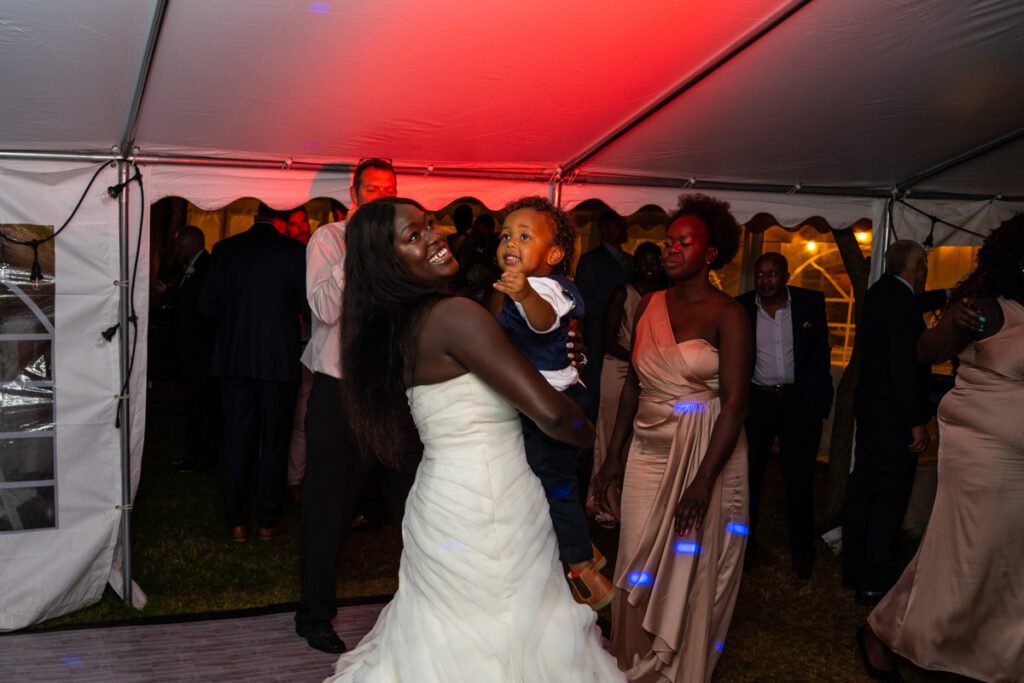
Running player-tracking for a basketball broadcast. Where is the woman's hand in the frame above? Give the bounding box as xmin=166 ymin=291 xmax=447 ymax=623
xmin=674 ymin=473 xmax=713 ymax=535
xmin=593 ymin=458 xmax=624 ymax=518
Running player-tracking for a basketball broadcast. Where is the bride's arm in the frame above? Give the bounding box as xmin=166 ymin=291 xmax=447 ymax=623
xmin=421 ymin=297 xmax=594 ymax=449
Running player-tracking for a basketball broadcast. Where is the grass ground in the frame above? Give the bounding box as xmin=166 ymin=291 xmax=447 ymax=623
xmin=36 ymin=380 xmax=972 ymax=682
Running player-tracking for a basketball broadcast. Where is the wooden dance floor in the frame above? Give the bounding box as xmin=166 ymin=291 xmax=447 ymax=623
xmin=0 ymin=599 xmax=387 ymax=682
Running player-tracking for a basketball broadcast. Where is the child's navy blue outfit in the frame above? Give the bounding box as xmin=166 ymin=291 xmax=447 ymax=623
xmin=497 ymin=273 xmax=592 ymax=564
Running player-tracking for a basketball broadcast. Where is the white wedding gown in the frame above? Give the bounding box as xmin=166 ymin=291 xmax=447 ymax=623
xmin=326 ymin=373 xmax=624 ymax=683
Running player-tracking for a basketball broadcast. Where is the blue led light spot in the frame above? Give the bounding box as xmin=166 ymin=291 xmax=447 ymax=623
xmin=551 ymin=485 xmax=574 ymax=500
xmin=673 ymin=401 xmax=705 ymax=414
xmin=61 ymin=654 xmax=85 ymax=667
xmin=725 ymin=522 xmax=749 ymax=536
xmin=674 ymin=540 xmax=700 ymax=555
xmin=309 ymin=2 xmax=329 ymax=14
xmin=714 ymin=640 xmax=725 ymax=653
xmin=627 ymin=571 xmax=653 ymax=586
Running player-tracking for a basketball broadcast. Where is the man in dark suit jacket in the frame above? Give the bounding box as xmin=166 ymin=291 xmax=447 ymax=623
xmin=574 ymin=210 xmax=631 ymax=419
xmin=199 ymin=214 xmax=308 ymax=541
xmin=162 ymin=225 xmax=218 ymax=472
xmin=842 ymin=240 xmax=947 ymax=604
xmin=737 ymin=252 xmax=833 ymax=579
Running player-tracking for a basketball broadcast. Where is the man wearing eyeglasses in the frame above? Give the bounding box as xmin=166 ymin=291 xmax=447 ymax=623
xmin=736 ymin=252 xmax=833 ymax=580
xmin=295 ymin=157 xmax=410 ymax=654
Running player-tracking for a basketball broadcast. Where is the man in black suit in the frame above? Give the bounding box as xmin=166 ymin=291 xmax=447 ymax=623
xmin=842 ymin=240 xmax=947 ymax=604
xmin=737 ymin=253 xmax=833 ymax=579
xmin=574 ymin=210 xmax=631 ymax=418
xmin=199 ymin=211 xmax=307 ymax=542
xmin=161 ymin=226 xmax=218 ymax=473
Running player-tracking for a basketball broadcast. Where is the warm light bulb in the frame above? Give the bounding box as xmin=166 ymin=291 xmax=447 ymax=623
xmin=806 ymin=241 xmax=818 ymax=252
xmin=855 ymin=231 xmax=870 ymax=243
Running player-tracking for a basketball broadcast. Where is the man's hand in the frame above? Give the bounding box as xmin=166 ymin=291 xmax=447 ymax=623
xmin=493 ymin=271 xmax=533 ymax=302
xmin=909 ymin=424 xmax=930 ymax=453
xmin=152 ymin=279 xmax=168 ymax=296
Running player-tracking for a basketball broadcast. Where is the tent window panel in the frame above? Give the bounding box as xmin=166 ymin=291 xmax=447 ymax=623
xmin=0 ymin=340 xmax=52 ymax=383
xmin=0 ymin=437 xmax=54 ymax=482
xmin=0 ymin=386 xmax=54 ymax=432
xmin=0 ymin=485 xmax=55 ymax=532
xmin=0 ymin=224 xmax=57 ymax=535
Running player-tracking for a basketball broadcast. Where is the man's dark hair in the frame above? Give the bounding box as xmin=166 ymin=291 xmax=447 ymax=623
xmin=176 ymin=224 xmax=205 ymax=249
xmin=453 ymin=204 xmax=474 ymax=234
xmin=596 ymin=209 xmax=627 ymax=239
xmin=340 ymin=197 xmax=447 ymax=470
xmin=256 ymin=201 xmax=287 ymax=224
xmin=501 ymin=196 xmax=577 ymax=276
xmin=352 ymin=157 xmax=396 ymax=193
xmin=754 ymin=251 xmax=788 ymax=274
xmin=669 ymin=193 xmax=741 ymax=269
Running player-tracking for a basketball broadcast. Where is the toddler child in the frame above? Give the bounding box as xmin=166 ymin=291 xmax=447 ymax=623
xmin=492 ymin=196 xmax=614 ymax=610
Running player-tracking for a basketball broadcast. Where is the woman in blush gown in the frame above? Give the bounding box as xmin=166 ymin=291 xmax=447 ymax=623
xmin=594 ymin=194 xmax=752 ymax=683
xmin=326 ymin=197 xmax=623 ymax=683
xmin=858 ymin=215 xmax=1024 ymax=683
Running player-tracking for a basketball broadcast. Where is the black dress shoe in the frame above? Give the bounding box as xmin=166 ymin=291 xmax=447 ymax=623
xmin=855 ymin=626 xmax=904 ymax=682
xmin=855 ymin=588 xmax=886 ymax=607
xmin=297 ymin=622 xmax=347 ymax=654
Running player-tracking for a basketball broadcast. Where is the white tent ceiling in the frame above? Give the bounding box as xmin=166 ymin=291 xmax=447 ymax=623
xmin=2 ymin=0 xmax=1022 ymax=200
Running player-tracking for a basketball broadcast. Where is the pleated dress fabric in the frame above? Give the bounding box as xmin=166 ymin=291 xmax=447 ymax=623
xmin=610 ymin=291 xmax=749 ymax=683
xmin=326 ymin=372 xmax=624 ymax=683
xmin=869 ymin=297 xmax=1024 ymax=683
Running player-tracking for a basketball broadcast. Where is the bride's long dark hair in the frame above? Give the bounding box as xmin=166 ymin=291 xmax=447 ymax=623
xmin=341 ymin=197 xmax=450 ymax=470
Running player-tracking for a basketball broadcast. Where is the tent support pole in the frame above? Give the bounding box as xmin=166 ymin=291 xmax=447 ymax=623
xmin=117 ymin=160 xmax=134 ymax=607
xmin=120 ymin=0 xmax=170 ymax=153
xmin=559 ymin=0 xmax=814 ymax=176
xmin=0 ymin=151 xmax=117 ymax=163
xmin=869 ymin=199 xmax=893 ymax=284
xmin=895 ymin=125 xmax=1024 ymax=194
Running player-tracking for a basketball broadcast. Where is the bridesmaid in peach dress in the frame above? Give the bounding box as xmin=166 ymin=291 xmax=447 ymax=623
xmin=858 ymin=215 xmax=1024 ymax=683
xmin=594 ymin=194 xmax=752 ymax=683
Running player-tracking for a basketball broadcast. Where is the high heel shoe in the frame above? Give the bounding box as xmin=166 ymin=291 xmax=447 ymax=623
xmin=855 ymin=626 xmax=904 ymax=682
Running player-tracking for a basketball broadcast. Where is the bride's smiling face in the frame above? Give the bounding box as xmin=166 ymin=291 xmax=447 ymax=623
xmin=392 ymin=204 xmax=458 ymax=282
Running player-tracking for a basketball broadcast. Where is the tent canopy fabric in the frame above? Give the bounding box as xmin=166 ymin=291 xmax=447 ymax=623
xmin=1 ymin=0 xmax=1023 ymax=632
xmin=2 ymin=0 xmax=1023 ymax=200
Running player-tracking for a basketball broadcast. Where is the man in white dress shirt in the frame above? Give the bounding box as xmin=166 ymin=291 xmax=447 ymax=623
xmin=294 ymin=158 xmax=416 ymax=653
xmin=736 ymin=253 xmax=833 ymax=580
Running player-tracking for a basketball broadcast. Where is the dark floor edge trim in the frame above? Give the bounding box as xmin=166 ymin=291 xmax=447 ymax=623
xmin=7 ymin=594 xmax=394 ymax=636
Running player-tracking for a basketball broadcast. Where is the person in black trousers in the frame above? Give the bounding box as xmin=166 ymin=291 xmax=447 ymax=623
xmin=198 ymin=212 xmax=307 ymax=541
xmin=737 ymin=252 xmax=833 ymax=579
xmin=294 ymin=158 xmax=416 ymax=654
xmin=155 ymin=225 xmax=219 ymax=473
xmin=842 ymin=240 xmax=947 ymax=605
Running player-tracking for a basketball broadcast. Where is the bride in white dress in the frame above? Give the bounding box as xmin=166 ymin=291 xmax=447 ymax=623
xmin=327 ymin=197 xmax=623 ymax=683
